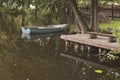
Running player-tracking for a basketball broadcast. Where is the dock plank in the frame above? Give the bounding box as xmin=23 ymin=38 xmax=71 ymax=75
xmin=60 ymin=34 xmax=120 ymax=51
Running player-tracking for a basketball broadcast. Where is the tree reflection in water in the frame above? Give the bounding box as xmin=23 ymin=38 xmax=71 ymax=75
xmin=0 ymin=34 xmax=119 ymax=80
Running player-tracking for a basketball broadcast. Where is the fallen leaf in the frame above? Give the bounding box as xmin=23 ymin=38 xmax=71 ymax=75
xmin=95 ymin=69 xmax=103 ymax=74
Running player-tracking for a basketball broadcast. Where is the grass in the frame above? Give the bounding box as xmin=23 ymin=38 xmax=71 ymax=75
xmin=99 ymin=19 xmax=120 ymax=43
xmin=99 ymin=20 xmax=120 ymax=31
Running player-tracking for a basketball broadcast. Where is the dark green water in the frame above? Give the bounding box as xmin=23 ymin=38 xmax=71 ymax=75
xmin=0 ymin=34 xmax=120 ymax=80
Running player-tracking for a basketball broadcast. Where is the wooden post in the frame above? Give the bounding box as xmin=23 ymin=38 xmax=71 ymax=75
xmin=65 ymin=41 xmax=69 ymax=51
xmin=77 ymin=44 xmax=81 ymax=53
xmin=91 ymin=0 xmax=99 ymax=31
xmin=112 ymin=3 xmax=114 ymax=19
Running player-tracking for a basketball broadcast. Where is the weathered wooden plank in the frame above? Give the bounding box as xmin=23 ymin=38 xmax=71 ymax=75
xmin=87 ymin=32 xmax=115 ymax=37
xmin=60 ymin=34 xmax=120 ymax=51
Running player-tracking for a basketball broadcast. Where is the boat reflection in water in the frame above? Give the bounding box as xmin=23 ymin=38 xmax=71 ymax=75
xmin=21 ymin=32 xmax=65 ymax=47
xmin=21 ymin=32 xmax=64 ymax=40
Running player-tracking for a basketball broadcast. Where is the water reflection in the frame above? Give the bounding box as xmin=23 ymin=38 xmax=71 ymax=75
xmin=60 ymin=53 xmax=120 ymax=80
xmin=0 ymin=33 xmax=119 ymax=80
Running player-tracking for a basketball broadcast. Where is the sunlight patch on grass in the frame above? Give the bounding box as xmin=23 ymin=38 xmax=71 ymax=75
xmin=100 ymin=20 xmax=120 ymax=30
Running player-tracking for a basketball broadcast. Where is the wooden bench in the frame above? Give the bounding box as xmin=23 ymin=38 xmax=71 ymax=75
xmin=87 ymin=32 xmax=116 ymax=42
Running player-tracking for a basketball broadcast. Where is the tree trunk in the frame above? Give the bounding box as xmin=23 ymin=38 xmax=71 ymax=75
xmin=22 ymin=15 xmax=25 ymax=26
xmin=112 ymin=3 xmax=114 ymax=19
xmin=70 ymin=0 xmax=89 ymax=34
xmin=91 ymin=0 xmax=99 ymax=32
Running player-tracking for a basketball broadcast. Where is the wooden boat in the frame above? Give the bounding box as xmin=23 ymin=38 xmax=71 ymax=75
xmin=22 ymin=24 xmax=66 ymax=34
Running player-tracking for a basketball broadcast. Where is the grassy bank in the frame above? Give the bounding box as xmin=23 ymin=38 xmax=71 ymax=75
xmin=99 ymin=20 xmax=120 ymax=32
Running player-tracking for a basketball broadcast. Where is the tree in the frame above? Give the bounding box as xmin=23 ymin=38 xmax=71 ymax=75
xmin=1 ymin=0 xmax=119 ymax=33
xmin=70 ymin=0 xmax=89 ymax=33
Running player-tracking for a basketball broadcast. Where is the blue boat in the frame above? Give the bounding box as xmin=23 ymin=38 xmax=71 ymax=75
xmin=22 ymin=24 xmax=66 ymax=34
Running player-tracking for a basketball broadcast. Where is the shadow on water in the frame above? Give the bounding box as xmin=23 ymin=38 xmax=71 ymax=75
xmin=0 ymin=33 xmax=119 ymax=80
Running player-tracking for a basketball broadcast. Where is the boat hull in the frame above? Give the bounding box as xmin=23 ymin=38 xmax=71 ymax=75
xmin=22 ymin=24 xmax=66 ymax=34
xmin=31 ymin=27 xmax=64 ymax=34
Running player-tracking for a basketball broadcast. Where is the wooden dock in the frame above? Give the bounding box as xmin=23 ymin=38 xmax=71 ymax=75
xmin=60 ymin=34 xmax=120 ymax=51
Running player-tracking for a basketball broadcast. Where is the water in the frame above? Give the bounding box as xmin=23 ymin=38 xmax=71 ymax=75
xmin=0 ymin=33 xmax=120 ymax=80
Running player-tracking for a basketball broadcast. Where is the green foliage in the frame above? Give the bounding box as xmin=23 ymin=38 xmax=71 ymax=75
xmin=106 ymin=50 xmax=119 ymax=61
xmin=0 ymin=12 xmax=21 ymax=34
xmin=0 ymin=0 xmax=74 ymax=28
xmin=99 ymin=50 xmax=119 ymax=62
xmin=99 ymin=20 xmax=120 ymax=44
xmin=29 ymin=9 xmax=53 ymax=25
xmin=99 ymin=0 xmax=120 ymax=3
xmin=99 ymin=20 xmax=120 ymax=57
xmin=112 ymin=29 xmax=120 ymax=43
